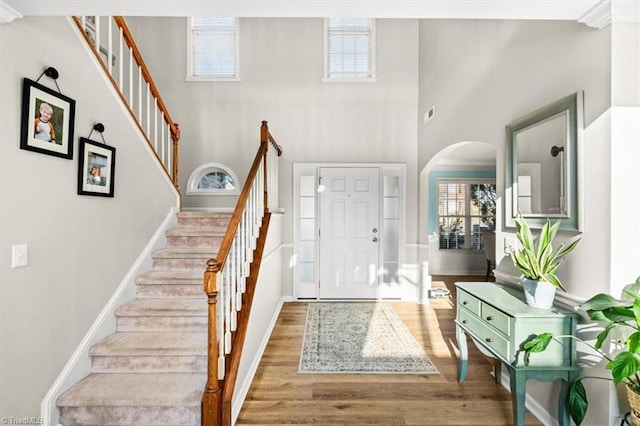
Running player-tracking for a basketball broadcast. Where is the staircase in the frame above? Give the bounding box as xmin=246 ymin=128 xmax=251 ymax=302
xmin=57 ymin=211 xmax=232 ymax=426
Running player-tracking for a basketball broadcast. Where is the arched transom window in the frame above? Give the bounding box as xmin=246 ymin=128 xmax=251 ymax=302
xmin=186 ymin=163 xmax=240 ymax=195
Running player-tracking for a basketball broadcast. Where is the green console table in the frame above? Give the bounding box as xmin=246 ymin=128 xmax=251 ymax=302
xmin=455 ymin=282 xmax=579 ymax=426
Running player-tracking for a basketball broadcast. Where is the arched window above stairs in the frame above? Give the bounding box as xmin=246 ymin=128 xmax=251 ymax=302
xmin=186 ymin=163 xmax=240 ymax=195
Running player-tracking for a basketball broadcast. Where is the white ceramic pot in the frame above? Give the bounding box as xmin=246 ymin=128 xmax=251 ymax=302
xmin=522 ymin=278 xmax=557 ymax=309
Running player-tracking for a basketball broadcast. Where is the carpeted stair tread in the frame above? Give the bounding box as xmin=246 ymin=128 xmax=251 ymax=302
xmin=151 ymin=248 xmax=216 ymax=259
xmin=135 ymin=270 xmax=203 ymax=285
xmin=57 ymin=373 xmax=206 ymax=407
xmin=90 ymin=332 xmax=206 ymax=356
xmin=166 ymin=227 xmax=227 ymax=237
xmin=115 ymin=298 xmax=206 ymax=317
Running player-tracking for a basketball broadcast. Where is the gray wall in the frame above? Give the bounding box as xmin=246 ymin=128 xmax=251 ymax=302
xmin=127 ymin=17 xmax=420 ymax=243
xmin=0 ymin=17 xmax=178 ymax=418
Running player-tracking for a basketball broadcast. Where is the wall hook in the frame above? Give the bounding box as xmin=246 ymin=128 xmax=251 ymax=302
xmin=36 ymin=66 xmax=62 ymax=93
xmin=88 ymin=122 xmax=108 ymax=145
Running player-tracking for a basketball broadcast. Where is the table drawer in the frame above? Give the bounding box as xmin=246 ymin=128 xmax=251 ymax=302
xmin=481 ymin=303 xmax=511 ymax=337
xmin=458 ymin=289 xmax=481 ymax=316
xmin=458 ymin=308 xmax=510 ymax=361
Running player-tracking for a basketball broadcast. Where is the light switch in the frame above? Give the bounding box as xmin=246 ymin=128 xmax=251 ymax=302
xmin=12 ymin=244 xmax=28 ymax=268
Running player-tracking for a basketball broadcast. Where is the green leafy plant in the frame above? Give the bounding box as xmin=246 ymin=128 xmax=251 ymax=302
xmin=508 ymin=213 xmax=581 ymax=290
xmin=522 ymin=276 xmax=640 ymax=425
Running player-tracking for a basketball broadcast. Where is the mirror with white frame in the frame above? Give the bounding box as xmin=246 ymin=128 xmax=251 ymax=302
xmin=505 ymin=92 xmax=583 ymax=231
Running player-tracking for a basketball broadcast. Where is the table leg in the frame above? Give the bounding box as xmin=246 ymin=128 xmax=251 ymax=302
xmin=509 ymin=368 xmax=526 ymax=426
xmin=493 ymin=359 xmax=502 ymax=384
xmin=558 ymin=374 xmax=576 ymax=426
xmin=456 ymin=324 xmax=468 ymax=382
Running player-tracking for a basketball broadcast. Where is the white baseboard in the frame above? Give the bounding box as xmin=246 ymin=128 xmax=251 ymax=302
xmin=40 ymin=207 xmax=178 ymax=426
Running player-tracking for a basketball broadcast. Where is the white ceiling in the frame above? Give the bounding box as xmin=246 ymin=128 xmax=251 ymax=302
xmin=2 ymin=0 xmax=606 ymax=20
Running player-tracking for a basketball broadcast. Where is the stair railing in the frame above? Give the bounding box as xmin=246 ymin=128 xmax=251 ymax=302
xmin=202 ymin=121 xmax=282 ymax=425
xmin=72 ymin=16 xmax=181 ymax=190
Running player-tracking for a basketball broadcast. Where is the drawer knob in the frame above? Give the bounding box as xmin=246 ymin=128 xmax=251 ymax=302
xmin=462 ymin=301 xmax=468 ymax=305
xmin=486 ymin=316 xmax=494 ymax=321
xmin=485 ymin=338 xmax=494 ymax=343
xmin=462 ymin=320 xmax=468 ymax=324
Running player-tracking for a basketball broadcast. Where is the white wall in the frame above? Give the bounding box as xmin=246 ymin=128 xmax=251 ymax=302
xmin=417 ymin=19 xmax=618 ymax=425
xmin=127 ymin=17 xmax=420 ymax=245
xmin=0 ymin=17 xmax=179 ymax=418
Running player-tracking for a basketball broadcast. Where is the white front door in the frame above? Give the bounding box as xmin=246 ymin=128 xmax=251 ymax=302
xmin=318 ymin=167 xmax=379 ymax=299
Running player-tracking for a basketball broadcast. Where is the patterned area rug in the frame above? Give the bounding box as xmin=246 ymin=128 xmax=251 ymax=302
xmin=298 ymin=302 xmax=438 ymax=374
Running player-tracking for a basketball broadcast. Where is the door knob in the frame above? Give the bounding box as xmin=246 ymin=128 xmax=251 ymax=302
xmin=372 ymin=228 xmax=378 ymax=233
xmin=372 ymin=237 xmax=378 ymax=242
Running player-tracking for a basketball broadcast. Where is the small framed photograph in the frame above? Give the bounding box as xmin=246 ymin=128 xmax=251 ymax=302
xmin=20 ymin=78 xmax=76 ymax=159
xmin=78 ymin=137 xmax=116 ymax=197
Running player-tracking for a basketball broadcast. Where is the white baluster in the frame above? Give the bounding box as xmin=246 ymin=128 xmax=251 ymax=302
xmin=224 ymin=258 xmax=232 ymax=354
xmin=230 ymin=236 xmax=237 ymax=331
xmin=107 ymin=18 xmax=113 ymax=74
xmin=118 ymin=26 xmax=123 ymax=88
xmin=166 ymin=122 xmax=171 ymax=175
xmin=235 ymin=234 xmax=243 ymax=311
xmin=95 ymin=16 xmax=101 ymax=55
xmin=137 ymin=65 xmax=142 ymax=119
xmin=153 ymin=99 xmax=158 ymax=152
xmin=128 ymin=47 xmax=133 ymax=105
xmin=217 ymin=270 xmax=225 ymax=380
xmin=145 ymin=82 xmax=150 ymax=137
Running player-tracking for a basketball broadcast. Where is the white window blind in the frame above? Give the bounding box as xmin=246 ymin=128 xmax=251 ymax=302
xmin=189 ymin=17 xmax=238 ymax=80
xmin=325 ymin=17 xmax=375 ymax=80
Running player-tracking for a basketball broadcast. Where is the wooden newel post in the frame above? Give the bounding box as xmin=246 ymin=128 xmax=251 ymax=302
xmin=260 ymin=121 xmax=269 ymax=211
xmin=202 ymin=258 xmax=222 ymax=425
xmin=171 ymin=123 xmax=181 ymax=189
xmin=260 ymin=120 xmax=268 ymax=143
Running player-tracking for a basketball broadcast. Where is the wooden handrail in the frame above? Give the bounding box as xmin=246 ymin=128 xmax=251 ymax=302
xmin=202 ymin=121 xmax=281 ymax=426
xmin=261 ymin=120 xmax=283 ymax=156
xmin=72 ymin=16 xmax=181 ymax=191
xmin=112 ymin=17 xmax=180 ymax=142
xmin=214 ymin=141 xmax=268 ymax=273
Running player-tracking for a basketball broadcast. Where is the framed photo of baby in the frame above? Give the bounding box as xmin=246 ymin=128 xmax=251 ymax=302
xmin=20 ymin=78 xmax=76 ymax=159
xmin=78 ymin=137 xmax=116 ymax=197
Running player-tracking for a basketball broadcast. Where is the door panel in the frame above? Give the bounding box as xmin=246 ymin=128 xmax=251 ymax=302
xmin=319 ymin=167 xmax=379 ymax=299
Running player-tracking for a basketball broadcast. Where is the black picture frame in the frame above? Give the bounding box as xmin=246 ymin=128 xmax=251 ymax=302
xmin=20 ymin=78 xmax=76 ymax=159
xmin=78 ymin=137 xmax=116 ymax=197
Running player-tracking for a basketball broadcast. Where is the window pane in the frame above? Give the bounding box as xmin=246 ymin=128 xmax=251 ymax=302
xmin=327 ymin=18 xmax=373 ymax=79
xmin=437 ymin=181 xmax=496 ymax=251
xmin=198 ymin=171 xmax=235 ymax=190
xmin=191 ymin=17 xmax=237 ymax=78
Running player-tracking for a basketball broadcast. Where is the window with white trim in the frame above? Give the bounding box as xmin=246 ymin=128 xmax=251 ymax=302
xmin=188 ymin=17 xmax=239 ymax=80
xmin=438 ymin=180 xmax=496 ymax=250
xmin=324 ymin=17 xmax=376 ymax=81
xmin=186 ymin=163 xmax=240 ymax=195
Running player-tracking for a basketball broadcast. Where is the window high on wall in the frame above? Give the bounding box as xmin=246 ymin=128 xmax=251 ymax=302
xmin=324 ymin=17 xmax=376 ymax=81
xmin=438 ymin=180 xmax=496 ymax=250
xmin=188 ymin=17 xmax=239 ymax=80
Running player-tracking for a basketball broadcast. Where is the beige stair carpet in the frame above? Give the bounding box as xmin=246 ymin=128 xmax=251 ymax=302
xmin=56 ymin=212 xmax=231 ymax=426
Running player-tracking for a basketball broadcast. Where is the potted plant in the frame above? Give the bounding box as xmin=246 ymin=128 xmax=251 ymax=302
xmin=522 ymin=276 xmax=640 ymax=425
xmin=508 ymin=213 xmax=581 ymax=309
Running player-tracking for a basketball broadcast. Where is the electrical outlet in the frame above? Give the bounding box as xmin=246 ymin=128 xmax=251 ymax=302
xmin=12 ymin=244 xmax=28 ymax=268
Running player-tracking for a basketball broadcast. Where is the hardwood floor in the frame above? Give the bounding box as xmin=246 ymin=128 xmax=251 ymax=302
xmin=236 ymin=276 xmax=543 ymax=425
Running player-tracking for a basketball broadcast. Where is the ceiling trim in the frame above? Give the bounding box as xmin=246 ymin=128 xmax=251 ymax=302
xmin=579 ymin=0 xmax=611 ymax=29
xmin=0 ymin=1 xmax=23 ymax=24
xmin=2 ymin=0 xmax=603 ymax=21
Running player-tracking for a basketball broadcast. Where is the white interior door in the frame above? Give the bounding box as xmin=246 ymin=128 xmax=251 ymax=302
xmin=319 ymin=167 xmax=379 ymax=299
